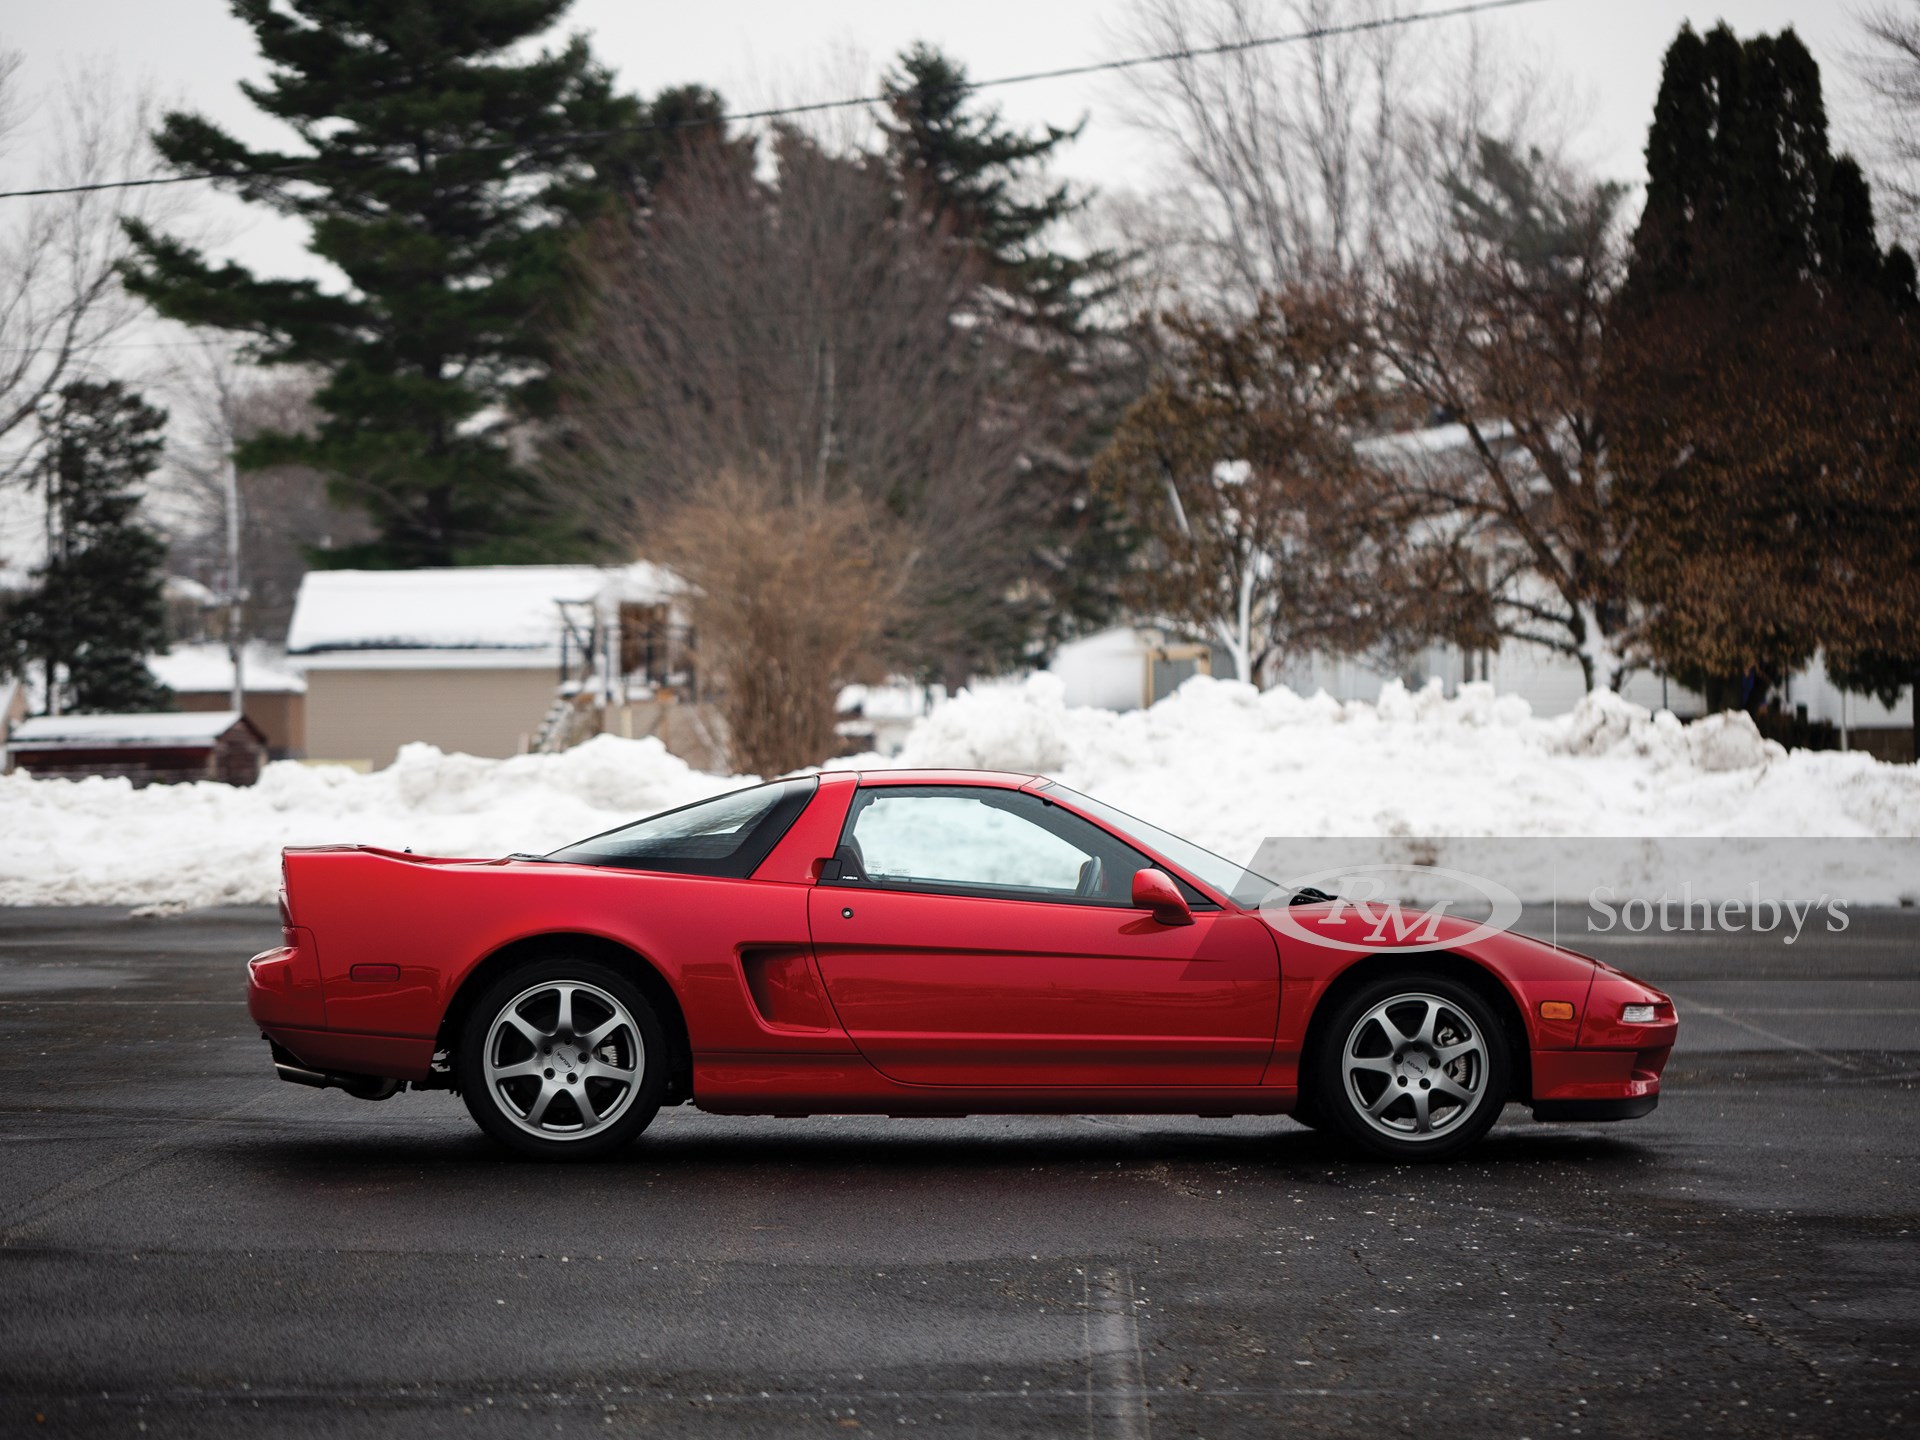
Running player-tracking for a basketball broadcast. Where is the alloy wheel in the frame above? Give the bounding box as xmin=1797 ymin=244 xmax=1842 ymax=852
xmin=1341 ymin=992 xmax=1489 ymax=1141
xmin=482 ymin=981 xmax=645 ymax=1141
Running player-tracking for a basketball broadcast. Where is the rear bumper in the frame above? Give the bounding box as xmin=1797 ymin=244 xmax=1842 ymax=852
xmin=260 ymin=1026 xmax=436 ymax=1082
xmin=247 ymin=942 xmax=325 ymax=1029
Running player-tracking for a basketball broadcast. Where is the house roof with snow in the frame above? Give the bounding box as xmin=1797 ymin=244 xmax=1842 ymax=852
xmin=148 ymin=643 xmax=306 ymax=695
xmin=8 ymin=711 xmax=260 ymax=750
xmin=1355 ymin=420 xmax=1518 ymax=464
xmin=285 ymin=563 xmax=679 ymax=671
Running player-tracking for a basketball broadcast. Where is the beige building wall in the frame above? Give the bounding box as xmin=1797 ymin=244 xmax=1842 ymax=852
xmin=175 ymin=690 xmax=307 ymax=758
xmin=305 ymin=667 xmax=557 ymax=768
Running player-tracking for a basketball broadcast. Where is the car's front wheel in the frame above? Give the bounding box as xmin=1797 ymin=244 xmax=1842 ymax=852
xmin=456 ymin=959 xmax=667 ymax=1160
xmin=1309 ymin=974 xmax=1510 ymax=1162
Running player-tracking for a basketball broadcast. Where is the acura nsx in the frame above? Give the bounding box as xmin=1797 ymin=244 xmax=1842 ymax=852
xmin=247 ymin=770 xmax=1676 ymax=1161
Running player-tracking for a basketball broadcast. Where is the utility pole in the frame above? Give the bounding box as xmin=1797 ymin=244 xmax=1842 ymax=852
xmin=224 ymin=445 xmax=244 ymax=715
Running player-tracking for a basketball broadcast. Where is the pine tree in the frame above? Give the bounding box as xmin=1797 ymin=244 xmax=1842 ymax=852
xmin=878 ymin=44 xmax=1139 ymax=671
xmin=880 ymin=43 xmax=1114 ymax=333
xmin=120 ymin=0 xmax=720 ymax=568
xmin=1608 ymin=24 xmax=1920 ymax=712
xmin=1 ymin=382 xmax=173 ymax=715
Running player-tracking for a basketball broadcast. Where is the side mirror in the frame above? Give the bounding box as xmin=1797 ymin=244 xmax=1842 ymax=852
xmin=1132 ymin=867 xmax=1194 ymax=926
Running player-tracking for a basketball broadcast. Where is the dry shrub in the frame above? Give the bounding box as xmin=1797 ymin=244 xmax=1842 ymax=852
xmin=656 ymin=470 xmax=902 ymax=777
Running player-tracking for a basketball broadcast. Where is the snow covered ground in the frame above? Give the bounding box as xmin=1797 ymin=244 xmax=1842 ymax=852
xmin=2 ymin=674 xmax=1916 ymax=911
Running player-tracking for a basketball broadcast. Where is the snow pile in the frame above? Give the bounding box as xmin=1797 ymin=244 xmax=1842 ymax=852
xmin=0 ymin=735 xmax=734 ymax=911
xmin=2 ymin=673 xmax=1916 ymax=911
xmin=890 ymin=675 xmax=1920 ymax=865
xmin=1553 ymin=687 xmax=1783 ymax=772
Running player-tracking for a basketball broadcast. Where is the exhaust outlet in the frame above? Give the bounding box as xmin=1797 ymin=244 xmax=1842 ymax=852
xmin=275 ymin=1060 xmax=333 ymax=1088
xmin=273 ymin=1060 xmax=403 ymax=1101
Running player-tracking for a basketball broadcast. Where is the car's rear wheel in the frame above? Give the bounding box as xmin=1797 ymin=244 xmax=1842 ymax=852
xmin=1310 ymin=974 xmax=1510 ymax=1162
xmin=456 ymin=958 xmax=667 ymax=1160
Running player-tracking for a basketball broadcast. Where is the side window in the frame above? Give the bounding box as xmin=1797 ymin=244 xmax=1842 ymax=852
xmin=832 ymin=785 xmax=1182 ymax=906
xmin=547 ymin=777 xmax=816 ymax=877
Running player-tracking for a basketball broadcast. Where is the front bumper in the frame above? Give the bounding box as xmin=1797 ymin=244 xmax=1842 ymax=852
xmin=1532 ymin=1094 xmax=1660 ymax=1122
xmin=1529 ymin=1037 xmax=1673 ymax=1123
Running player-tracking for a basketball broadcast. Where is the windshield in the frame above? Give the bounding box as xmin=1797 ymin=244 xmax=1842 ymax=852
xmin=547 ymin=777 xmax=816 ymax=877
xmin=1042 ymin=783 xmax=1280 ymax=907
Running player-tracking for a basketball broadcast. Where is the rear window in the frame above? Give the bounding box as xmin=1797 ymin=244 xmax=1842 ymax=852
xmin=547 ymin=777 xmax=816 ymax=877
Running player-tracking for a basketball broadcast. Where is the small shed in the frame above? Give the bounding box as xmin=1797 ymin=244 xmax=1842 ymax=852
xmin=148 ymin=643 xmax=308 ymax=759
xmin=5 ymin=711 xmax=269 ymax=787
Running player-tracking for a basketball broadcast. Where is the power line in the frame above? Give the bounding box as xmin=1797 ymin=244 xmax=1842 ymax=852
xmin=0 ymin=0 xmax=1558 ymax=203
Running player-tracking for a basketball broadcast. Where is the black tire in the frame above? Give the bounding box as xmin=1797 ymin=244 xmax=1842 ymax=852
xmin=1308 ymin=973 xmax=1510 ymax=1162
xmin=456 ymin=957 xmax=668 ymax=1161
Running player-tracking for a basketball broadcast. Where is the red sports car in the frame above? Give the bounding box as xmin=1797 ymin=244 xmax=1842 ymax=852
xmin=247 ymin=769 xmax=1676 ymax=1161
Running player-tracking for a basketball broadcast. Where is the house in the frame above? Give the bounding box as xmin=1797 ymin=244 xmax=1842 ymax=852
xmin=1050 ymin=421 xmax=1913 ymax=754
xmin=285 ymin=564 xmax=687 ymax=769
xmin=1048 ymin=628 xmax=1216 ymax=711
xmin=148 ymin=642 xmax=308 ymax=759
xmin=6 ymin=711 xmax=269 ymax=786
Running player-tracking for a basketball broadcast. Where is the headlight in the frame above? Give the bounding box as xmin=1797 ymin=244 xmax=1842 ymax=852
xmin=1621 ymin=1004 xmax=1658 ymax=1024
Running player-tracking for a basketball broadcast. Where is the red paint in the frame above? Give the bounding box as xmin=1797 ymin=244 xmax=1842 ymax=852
xmin=248 ymin=770 xmax=1674 ymax=1125
xmin=807 ymin=885 xmax=1279 ymax=1086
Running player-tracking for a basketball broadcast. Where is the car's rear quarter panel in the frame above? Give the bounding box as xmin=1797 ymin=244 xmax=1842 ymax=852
xmin=271 ymin=849 xmax=853 ymax=1080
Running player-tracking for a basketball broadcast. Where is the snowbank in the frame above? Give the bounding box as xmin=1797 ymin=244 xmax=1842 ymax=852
xmin=885 ymin=675 xmax=1920 ymax=862
xmin=0 ymin=735 xmax=734 ymax=911
xmin=2 ymin=674 xmax=1915 ymax=911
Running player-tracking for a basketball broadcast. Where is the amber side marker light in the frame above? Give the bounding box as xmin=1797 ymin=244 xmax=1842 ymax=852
xmin=1539 ymin=1001 xmax=1576 ymax=1021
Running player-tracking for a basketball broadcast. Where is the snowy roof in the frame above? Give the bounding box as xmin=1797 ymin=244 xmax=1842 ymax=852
xmin=286 ymin=563 xmax=679 ymax=661
xmin=1355 ymin=421 xmax=1516 ymax=463
xmin=8 ymin=710 xmax=254 ymax=749
xmin=149 ymin=643 xmax=306 ymax=695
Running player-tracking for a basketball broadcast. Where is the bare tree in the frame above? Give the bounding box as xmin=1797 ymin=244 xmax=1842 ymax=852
xmin=161 ymin=347 xmax=371 ymax=642
xmin=1092 ymin=289 xmax=1428 ymax=684
xmin=1365 ymin=139 xmax=1637 ymax=690
xmin=555 ymin=128 xmax=1042 ymax=651
xmin=1853 ymin=2 xmax=1920 ymax=241
xmin=654 ymin=469 xmax=903 ymax=776
xmin=0 ymin=56 xmax=171 ymax=480
xmin=552 ymin=126 xmax=1050 ymax=767
xmin=1115 ymin=0 xmax=1569 ymax=306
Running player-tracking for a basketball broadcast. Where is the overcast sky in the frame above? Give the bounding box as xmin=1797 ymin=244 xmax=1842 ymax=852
xmin=0 ymin=0 xmax=1882 ymax=286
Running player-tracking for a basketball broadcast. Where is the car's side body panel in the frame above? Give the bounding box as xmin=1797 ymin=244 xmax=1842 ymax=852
xmin=249 ymin=770 xmax=1675 ymax=1121
xmin=807 ymin=887 xmax=1281 ymax=1086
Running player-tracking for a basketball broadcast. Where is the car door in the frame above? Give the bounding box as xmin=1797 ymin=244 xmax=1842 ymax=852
xmin=806 ymin=784 xmax=1279 ymax=1087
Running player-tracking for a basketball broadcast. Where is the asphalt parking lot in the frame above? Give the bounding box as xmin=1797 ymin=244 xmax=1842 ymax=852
xmin=0 ymin=905 xmax=1915 ymax=1438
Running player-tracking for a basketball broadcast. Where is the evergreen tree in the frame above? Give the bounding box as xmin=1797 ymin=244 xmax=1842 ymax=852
xmin=120 ymin=0 xmax=722 ymax=568
xmin=1 ymin=382 xmax=173 ymax=715
xmin=878 ymin=44 xmax=1140 ymax=669
xmin=1608 ymin=24 xmax=1920 ymax=709
xmin=880 ymin=43 xmax=1114 ymax=333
